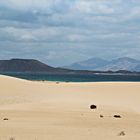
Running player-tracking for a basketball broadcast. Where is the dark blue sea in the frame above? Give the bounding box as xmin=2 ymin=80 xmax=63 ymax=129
xmin=1 ymin=73 xmax=140 ymax=82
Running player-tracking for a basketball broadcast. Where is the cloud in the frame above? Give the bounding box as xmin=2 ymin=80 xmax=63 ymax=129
xmin=0 ymin=0 xmax=140 ymax=66
xmin=73 ymin=0 xmax=116 ymax=15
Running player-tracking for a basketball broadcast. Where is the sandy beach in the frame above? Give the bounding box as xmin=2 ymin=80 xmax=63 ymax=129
xmin=0 ymin=75 xmax=140 ymax=140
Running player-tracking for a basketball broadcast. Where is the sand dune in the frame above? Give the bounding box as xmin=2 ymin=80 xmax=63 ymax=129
xmin=0 ymin=75 xmax=140 ymax=140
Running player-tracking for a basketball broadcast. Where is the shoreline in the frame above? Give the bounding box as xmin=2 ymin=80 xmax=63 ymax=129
xmin=2 ymin=74 xmax=140 ymax=83
xmin=0 ymin=74 xmax=140 ymax=83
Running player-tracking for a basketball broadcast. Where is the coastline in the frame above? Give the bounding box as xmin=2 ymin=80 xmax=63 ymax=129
xmin=1 ymin=72 xmax=140 ymax=82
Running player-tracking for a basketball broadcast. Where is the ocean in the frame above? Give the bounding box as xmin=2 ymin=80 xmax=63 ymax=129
xmin=1 ymin=73 xmax=140 ymax=82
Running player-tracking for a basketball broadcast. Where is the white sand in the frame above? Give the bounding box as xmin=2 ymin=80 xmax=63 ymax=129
xmin=0 ymin=75 xmax=140 ymax=140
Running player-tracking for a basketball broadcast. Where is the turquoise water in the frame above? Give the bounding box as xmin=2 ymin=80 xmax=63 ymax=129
xmin=1 ymin=73 xmax=140 ymax=82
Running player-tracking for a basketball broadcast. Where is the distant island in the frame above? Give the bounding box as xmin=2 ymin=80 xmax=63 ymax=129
xmin=64 ymin=57 xmax=140 ymax=72
xmin=0 ymin=58 xmax=140 ymax=75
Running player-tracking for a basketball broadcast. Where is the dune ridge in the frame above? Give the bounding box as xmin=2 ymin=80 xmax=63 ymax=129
xmin=0 ymin=75 xmax=140 ymax=140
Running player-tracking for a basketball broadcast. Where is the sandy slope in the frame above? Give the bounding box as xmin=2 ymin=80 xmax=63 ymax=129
xmin=0 ymin=75 xmax=140 ymax=140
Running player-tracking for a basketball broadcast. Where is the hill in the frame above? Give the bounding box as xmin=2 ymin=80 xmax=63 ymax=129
xmin=64 ymin=58 xmax=109 ymax=70
xmin=64 ymin=57 xmax=140 ymax=72
xmin=0 ymin=59 xmax=60 ymax=73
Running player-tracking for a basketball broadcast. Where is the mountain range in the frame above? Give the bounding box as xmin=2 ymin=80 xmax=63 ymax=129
xmin=0 ymin=59 xmax=100 ymax=74
xmin=64 ymin=57 xmax=140 ymax=72
xmin=0 ymin=57 xmax=140 ymax=74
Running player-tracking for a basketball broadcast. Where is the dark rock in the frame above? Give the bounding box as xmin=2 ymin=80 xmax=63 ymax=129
xmin=90 ymin=104 xmax=97 ymax=110
xmin=114 ymin=115 xmax=121 ymax=118
xmin=100 ymin=114 xmax=104 ymax=118
xmin=3 ymin=118 xmax=8 ymax=120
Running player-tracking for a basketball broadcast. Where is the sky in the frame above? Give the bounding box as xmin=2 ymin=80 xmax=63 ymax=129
xmin=0 ymin=0 xmax=140 ymax=66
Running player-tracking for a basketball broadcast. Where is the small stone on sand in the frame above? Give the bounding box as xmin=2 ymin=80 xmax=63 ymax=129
xmin=114 ymin=115 xmax=121 ymax=118
xmin=90 ymin=104 xmax=97 ymax=110
xmin=100 ymin=114 xmax=104 ymax=118
xmin=3 ymin=118 xmax=9 ymax=121
xmin=118 ymin=131 xmax=125 ymax=136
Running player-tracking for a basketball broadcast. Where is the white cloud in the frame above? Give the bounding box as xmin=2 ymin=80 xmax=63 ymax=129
xmin=73 ymin=0 xmax=115 ymax=14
